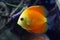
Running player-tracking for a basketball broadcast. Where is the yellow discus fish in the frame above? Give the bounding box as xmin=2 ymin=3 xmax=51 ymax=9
xmin=17 ymin=6 xmax=48 ymax=34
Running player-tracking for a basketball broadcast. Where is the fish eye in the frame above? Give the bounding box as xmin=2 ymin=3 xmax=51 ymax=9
xmin=20 ymin=18 xmax=24 ymax=21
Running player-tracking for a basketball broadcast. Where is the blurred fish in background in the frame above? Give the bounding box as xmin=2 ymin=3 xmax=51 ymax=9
xmin=0 ymin=0 xmax=60 ymax=40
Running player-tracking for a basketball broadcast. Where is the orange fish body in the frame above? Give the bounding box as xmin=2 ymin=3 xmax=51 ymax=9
xmin=17 ymin=6 xmax=48 ymax=34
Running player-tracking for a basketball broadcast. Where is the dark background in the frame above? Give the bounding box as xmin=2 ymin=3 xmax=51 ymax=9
xmin=0 ymin=0 xmax=60 ymax=40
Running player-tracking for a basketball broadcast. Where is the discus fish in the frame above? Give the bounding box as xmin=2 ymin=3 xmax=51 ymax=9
xmin=17 ymin=6 xmax=48 ymax=34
